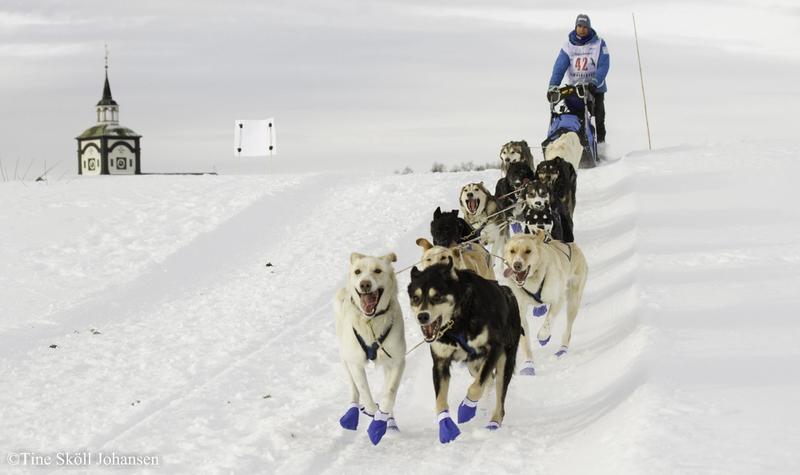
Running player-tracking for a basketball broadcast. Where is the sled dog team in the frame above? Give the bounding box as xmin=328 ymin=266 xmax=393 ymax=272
xmin=334 ymin=141 xmax=589 ymax=445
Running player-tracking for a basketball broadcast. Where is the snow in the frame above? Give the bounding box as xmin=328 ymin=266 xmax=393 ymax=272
xmin=2 ymin=140 xmax=799 ymax=473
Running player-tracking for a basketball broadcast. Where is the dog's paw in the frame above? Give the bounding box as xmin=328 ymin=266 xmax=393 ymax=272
xmin=519 ymin=360 xmax=536 ymax=375
xmin=339 ymin=404 xmax=360 ymax=430
xmin=457 ymin=397 xmax=478 ymax=423
xmin=438 ymin=411 xmax=461 ymax=444
xmin=532 ymin=304 xmax=548 ymax=317
xmin=387 ymin=416 xmax=399 ymax=431
xmin=555 ymin=345 xmax=568 ymax=357
xmin=367 ymin=410 xmax=389 ymax=445
xmin=486 ymin=421 xmax=501 ymax=431
xmin=538 ymin=335 xmax=551 ymax=346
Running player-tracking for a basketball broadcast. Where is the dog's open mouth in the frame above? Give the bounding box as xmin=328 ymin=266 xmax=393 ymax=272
xmin=466 ymin=197 xmax=480 ymax=214
xmin=357 ymin=288 xmax=384 ymax=316
xmin=420 ymin=316 xmax=442 ymax=342
xmin=503 ymin=266 xmax=530 ymax=286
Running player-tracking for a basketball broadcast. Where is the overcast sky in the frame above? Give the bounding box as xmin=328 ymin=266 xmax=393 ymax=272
xmin=1 ymin=0 xmax=798 ymax=176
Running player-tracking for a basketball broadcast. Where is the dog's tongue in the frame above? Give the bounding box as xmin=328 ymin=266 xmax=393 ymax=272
xmin=467 ymin=197 xmax=479 ymax=213
xmin=360 ymin=291 xmax=379 ymax=315
xmin=503 ymin=268 xmax=512 ymax=278
xmin=421 ymin=323 xmax=436 ymax=340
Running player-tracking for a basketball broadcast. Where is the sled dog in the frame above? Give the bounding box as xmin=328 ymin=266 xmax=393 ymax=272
xmin=535 ymin=157 xmax=577 ymax=220
xmin=458 ymin=182 xmax=507 ymax=260
xmin=416 ymin=237 xmax=495 ymax=281
xmin=430 ymin=207 xmax=475 ymax=247
xmin=522 ymin=179 xmax=570 ymax=242
xmin=334 ymin=252 xmax=406 ymax=445
xmin=499 ymin=140 xmax=535 ymax=175
xmin=503 ymin=233 xmax=588 ymax=370
xmin=543 ymin=132 xmax=583 ymax=171
xmin=408 ymin=259 xmax=520 ymax=443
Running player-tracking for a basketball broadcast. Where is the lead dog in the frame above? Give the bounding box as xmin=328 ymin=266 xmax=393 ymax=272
xmin=408 ymin=259 xmax=520 ymax=443
xmin=503 ymin=233 xmax=588 ymax=372
xmin=334 ymin=252 xmax=406 ymax=445
xmin=416 ymin=237 xmax=496 ymax=281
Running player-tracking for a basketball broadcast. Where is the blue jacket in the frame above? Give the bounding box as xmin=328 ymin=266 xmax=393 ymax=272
xmin=549 ymin=29 xmax=610 ymax=93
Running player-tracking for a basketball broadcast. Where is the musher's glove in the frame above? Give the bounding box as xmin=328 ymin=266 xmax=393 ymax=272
xmin=546 ymin=85 xmax=559 ymax=103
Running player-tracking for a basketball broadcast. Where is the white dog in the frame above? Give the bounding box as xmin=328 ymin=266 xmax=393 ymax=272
xmin=503 ymin=233 xmax=588 ymax=374
xmin=543 ymin=132 xmax=582 ymax=171
xmin=334 ymin=252 xmax=406 ymax=445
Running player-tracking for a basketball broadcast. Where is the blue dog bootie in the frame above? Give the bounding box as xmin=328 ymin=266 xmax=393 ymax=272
xmin=387 ymin=415 xmax=399 ymax=431
xmin=532 ymin=304 xmax=548 ymax=317
xmin=367 ymin=409 xmax=390 ymax=445
xmin=339 ymin=403 xmax=360 ymax=430
xmin=457 ymin=397 xmax=478 ymax=423
xmin=519 ymin=360 xmax=536 ymax=376
xmin=438 ymin=410 xmax=461 ymax=444
xmin=486 ymin=421 xmax=501 ymax=431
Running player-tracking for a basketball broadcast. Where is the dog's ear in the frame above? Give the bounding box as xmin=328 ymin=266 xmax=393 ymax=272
xmin=350 ymin=252 xmax=365 ymax=264
xmin=535 ymin=231 xmax=547 ymax=243
xmin=434 ymin=206 xmax=442 ymax=218
xmin=381 ymin=252 xmax=397 ymax=264
xmin=410 ymin=266 xmax=421 ymax=279
xmin=416 ymin=238 xmax=433 ymax=251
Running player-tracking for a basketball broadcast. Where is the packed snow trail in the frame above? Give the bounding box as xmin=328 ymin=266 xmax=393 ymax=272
xmin=2 ymin=142 xmax=799 ymax=473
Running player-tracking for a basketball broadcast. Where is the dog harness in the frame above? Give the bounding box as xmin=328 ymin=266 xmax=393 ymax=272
xmin=521 ymin=277 xmax=546 ymax=305
xmin=543 ymin=236 xmax=573 ymax=261
xmin=353 ymin=324 xmax=393 ymax=361
xmin=443 ymin=330 xmax=478 ymax=357
xmin=554 ymin=242 xmax=572 ymax=261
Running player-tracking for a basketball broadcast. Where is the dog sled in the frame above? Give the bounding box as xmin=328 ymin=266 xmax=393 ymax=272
xmin=541 ymin=84 xmax=598 ymax=169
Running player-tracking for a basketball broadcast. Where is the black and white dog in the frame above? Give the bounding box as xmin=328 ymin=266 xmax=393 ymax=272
xmin=521 ymin=179 xmax=571 ymax=242
xmin=496 ymin=161 xmax=537 ymax=234
xmin=535 ymin=157 xmax=577 ymax=220
xmin=430 ymin=207 xmax=475 ymax=247
xmin=408 ymin=259 xmax=520 ymax=443
xmin=495 ymin=161 xmax=536 ymax=210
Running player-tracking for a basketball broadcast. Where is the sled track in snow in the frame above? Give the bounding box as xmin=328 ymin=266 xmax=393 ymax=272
xmin=7 ymin=161 xmax=653 ymax=473
xmin=58 ymin=173 xmax=464 ymax=471
xmin=267 ymin=159 xmax=651 ymax=474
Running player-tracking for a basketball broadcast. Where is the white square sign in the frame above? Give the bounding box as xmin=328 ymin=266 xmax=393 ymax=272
xmin=234 ymin=119 xmax=276 ymax=157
